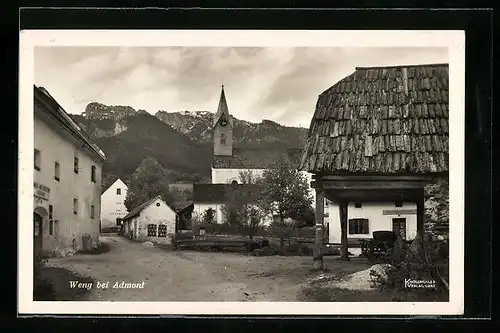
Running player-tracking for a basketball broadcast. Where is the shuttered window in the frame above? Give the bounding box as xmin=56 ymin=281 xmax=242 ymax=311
xmin=91 ymin=165 xmax=97 ymax=182
xmin=158 ymin=224 xmax=168 ymax=238
xmin=74 ymin=155 xmax=79 ymax=174
xmin=34 ymin=149 xmax=41 ymax=171
xmin=147 ymin=224 xmax=157 ymax=237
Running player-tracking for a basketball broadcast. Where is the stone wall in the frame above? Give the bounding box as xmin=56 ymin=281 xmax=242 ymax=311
xmin=424 ymin=176 xmax=449 ymax=235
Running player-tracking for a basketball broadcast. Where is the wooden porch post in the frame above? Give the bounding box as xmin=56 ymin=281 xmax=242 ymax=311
xmin=416 ymin=188 xmax=425 ymax=242
xmin=313 ymin=187 xmax=325 ymax=270
xmin=339 ymin=200 xmax=349 ymax=260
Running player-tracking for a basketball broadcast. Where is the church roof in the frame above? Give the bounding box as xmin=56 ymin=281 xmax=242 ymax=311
xmin=300 ymin=64 xmax=449 ymax=174
xmin=213 ymin=147 xmax=304 ymax=169
xmin=193 ymin=183 xmax=261 ymax=203
xmin=213 ymin=85 xmax=233 ymax=127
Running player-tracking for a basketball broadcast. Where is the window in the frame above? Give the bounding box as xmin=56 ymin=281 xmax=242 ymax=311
xmin=116 ymin=218 xmax=122 ymax=226
xmin=220 ymin=133 xmax=226 ymax=145
xmin=54 ymin=162 xmax=60 ymax=181
xmin=48 ymin=206 xmax=54 ymax=235
xmin=147 ymin=224 xmax=157 ymax=237
xmin=90 ymin=205 xmax=95 ymax=219
xmin=348 ymin=218 xmax=369 ymax=234
xmin=395 ymin=201 xmax=403 ymax=207
xmin=34 ymin=149 xmax=41 ymax=171
xmin=73 ymin=155 xmax=79 ymax=174
xmin=116 ymin=188 xmax=121 ymax=195
xmin=158 ymin=224 xmax=168 ymax=237
xmin=354 ymin=201 xmax=362 ymax=208
xmin=73 ymin=198 xmax=78 ymax=215
xmin=91 ymin=165 xmax=97 ymax=183
xmin=156 ymin=202 xmax=160 ymax=207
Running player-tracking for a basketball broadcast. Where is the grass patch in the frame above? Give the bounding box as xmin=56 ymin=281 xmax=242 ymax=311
xmin=77 ymin=242 xmax=111 ymax=255
xmin=300 ymin=284 xmax=449 ymax=302
xmin=35 ymin=267 xmax=94 ymax=301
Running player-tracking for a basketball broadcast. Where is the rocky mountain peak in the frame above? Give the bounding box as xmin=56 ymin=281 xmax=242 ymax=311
xmin=83 ymin=102 xmax=137 ymax=120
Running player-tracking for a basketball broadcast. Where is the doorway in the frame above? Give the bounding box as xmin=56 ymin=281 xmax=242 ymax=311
xmin=33 ymin=212 xmax=43 ymax=259
xmin=392 ymin=218 xmax=407 ymax=240
xmin=133 ymin=220 xmax=138 ymax=239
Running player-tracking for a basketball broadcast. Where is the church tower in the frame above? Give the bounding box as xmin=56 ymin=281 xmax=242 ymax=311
xmin=213 ymin=85 xmax=233 ymax=156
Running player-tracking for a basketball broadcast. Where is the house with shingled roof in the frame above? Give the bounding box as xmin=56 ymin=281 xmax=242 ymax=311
xmin=193 ymin=85 xmax=328 ymax=225
xmin=300 ymin=63 xmax=449 ymax=268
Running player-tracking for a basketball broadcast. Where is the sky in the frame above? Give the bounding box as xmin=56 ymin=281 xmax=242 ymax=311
xmin=34 ymin=47 xmax=448 ymax=127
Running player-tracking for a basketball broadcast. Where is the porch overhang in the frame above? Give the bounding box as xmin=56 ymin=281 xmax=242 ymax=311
xmin=311 ymin=174 xmax=433 ymax=202
xmin=311 ymin=173 xmax=432 ymax=262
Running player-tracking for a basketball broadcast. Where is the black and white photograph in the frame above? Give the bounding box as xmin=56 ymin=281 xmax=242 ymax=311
xmin=19 ymin=30 xmax=464 ymax=315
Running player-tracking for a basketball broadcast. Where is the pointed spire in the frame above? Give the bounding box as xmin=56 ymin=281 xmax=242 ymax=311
xmin=213 ymin=85 xmax=230 ymax=127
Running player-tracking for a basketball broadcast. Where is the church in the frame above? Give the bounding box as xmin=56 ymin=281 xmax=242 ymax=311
xmin=192 ymin=85 xmax=328 ymax=226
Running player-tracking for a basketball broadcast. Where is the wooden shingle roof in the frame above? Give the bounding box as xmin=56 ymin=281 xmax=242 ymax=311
xmin=213 ymin=148 xmax=304 ymax=169
xmin=300 ymin=64 xmax=449 ymax=174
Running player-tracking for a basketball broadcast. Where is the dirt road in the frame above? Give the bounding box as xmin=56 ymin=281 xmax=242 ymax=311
xmin=45 ymin=235 xmax=369 ymax=301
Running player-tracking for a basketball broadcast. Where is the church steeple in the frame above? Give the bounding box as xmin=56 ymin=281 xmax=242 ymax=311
xmin=213 ymin=85 xmax=233 ymax=156
xmin=213 ymin=84 xmax=231 ymax=127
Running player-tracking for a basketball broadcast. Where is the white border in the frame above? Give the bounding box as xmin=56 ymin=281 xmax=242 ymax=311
xmin=19 ymin=30 xmax=465 ymax=315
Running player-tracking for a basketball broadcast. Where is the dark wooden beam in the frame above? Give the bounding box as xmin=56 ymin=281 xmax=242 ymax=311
xmin=416 ymin=188 xmax=425 ymax=241
xmin=313 ymin=187 xmax=325 ymax=270
xmin=321 ymin=181 xmax=428 ymax=190
xmin=325 ymin=188 xmax=422 ymax=202
xmin=318 ymin=174 xmax=435 ymax=182
xmin=339 ymin=200 xmax=349 ymax=260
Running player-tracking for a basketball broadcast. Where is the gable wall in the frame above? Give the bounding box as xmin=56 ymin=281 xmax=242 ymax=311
xmin=101 ymin=179 xmax=128 ymax=230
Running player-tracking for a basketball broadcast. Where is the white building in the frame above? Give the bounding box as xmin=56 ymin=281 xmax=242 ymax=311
xmin=326 ymin=201 xmax=418 ymax=256
xmin=121 ymin=196 xmax=177 ymax=244
xmin=100 ymin=178 xmax=129 ymax=232
xmin=33 ymin=85 xmax=106 ymax=257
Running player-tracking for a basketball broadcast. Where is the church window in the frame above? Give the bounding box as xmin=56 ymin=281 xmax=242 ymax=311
xmin=220 ymin=133 xmax=226 ymax=145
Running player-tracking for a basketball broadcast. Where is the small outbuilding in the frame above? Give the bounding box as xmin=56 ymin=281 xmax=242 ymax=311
xmin=122 ymin=196 xmax=178 ymax=244
xmin=300 ymin=64 xmax=449 ymax=269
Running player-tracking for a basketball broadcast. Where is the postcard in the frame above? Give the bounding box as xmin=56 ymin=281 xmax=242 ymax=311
xmin=19 ymin=29 xmax=464 ymax=315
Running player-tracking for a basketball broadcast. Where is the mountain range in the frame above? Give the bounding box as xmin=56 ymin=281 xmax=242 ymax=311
xmin=70 ymin=102 xmax=308 ymax=189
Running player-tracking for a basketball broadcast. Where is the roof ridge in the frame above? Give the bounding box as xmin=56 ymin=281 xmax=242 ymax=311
xmin=355 ymin=63 xmax=449 ymax=70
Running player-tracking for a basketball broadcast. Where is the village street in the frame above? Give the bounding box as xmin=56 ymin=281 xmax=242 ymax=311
xmin=44 ymin=235 xmax=369 ymax=302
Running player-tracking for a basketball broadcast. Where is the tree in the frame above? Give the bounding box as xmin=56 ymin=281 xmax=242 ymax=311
xmin=237 ymin=170 xmax=259 ymax=184
xmin=292 ymin=202 xmax=316 ymax=227
xmin=258 ymin=157 xmax=313 ymax=248
xmin=220 ymin=171 xmax=264 ymax=239
xmin=124 ymin=157 xmax=174 ymax=211
xmin=203 ymin=208 xmax=216 ymax=224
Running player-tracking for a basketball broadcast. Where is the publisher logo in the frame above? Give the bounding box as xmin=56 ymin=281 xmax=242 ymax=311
xmin=404 ymin=279 xmax=436 ymax=289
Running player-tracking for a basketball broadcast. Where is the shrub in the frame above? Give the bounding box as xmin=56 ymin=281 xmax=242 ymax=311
xmin=370 ymin=233 xmax=449 ymax=296
xmin=33 ymin=254 xmax=55 ymax=301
